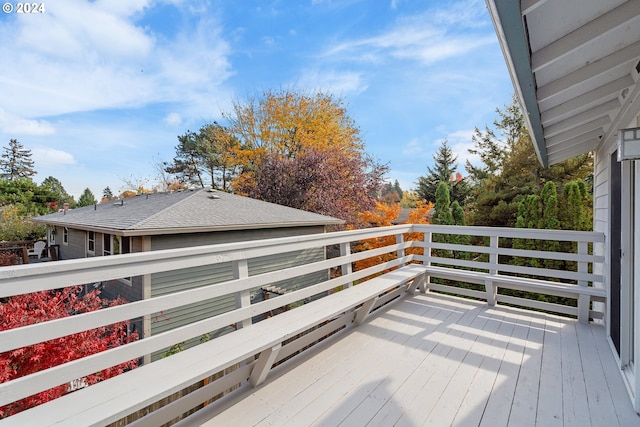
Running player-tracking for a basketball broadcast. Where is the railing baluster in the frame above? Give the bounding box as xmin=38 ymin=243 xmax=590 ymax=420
xmin=396 ymin=233 xmax=405 ymax=263
xmin=340 ymin=242 xmax=353 ymax=288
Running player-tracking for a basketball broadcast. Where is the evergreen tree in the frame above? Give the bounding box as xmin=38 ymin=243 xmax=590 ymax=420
xmin=0 ymin=139 xmax=36 ymax=181
xmin=465 ymin=126 xmax=507 ymax=185
xmin=469 ymin=98 xmax=592 ymax=227
xmin=561 ymin=180 xmax=589 ymax=231
xmin=0 ymin=178 xmax=56 ymax=215
xmin=166 ymin=122 xmax=244 ymax=191
xmin=451 ymin=201 xmax=466 ymax=226
xmin=539 ymin=182 xmax=561 ymax=268
xmin=433 ymin=182 xmax=453 ymax=225
xmin=540 ymin=182 xmax=560 ymax=230
xmin=380 ymin=181 xmax=401 ymax=204
xmin=416 ymin=140 xmax=470 ymax=205
xmin=513 ymin=194 xmax=541 ymax=268
xmin=41 ymin=176 xmax=74 ymax=207
xmin=393 ymin=179 xmax=403 ymax=200
xmin=77 ymin=188 xmax=97 ymax=207
xmin=103 ymin=186 xmax=114 ymax=200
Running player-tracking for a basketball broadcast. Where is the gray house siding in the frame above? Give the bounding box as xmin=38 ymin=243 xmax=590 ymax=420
xmin=33 ymin=190 xmax=342 ymax=361
xmin=56 ymin=226 xmax=87 ymax=260
xmin=148 ymin=226 xmax=328 ymax=358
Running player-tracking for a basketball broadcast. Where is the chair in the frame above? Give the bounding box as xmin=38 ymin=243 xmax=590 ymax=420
xmin=28 ymin=241 xmax=46 ymax=259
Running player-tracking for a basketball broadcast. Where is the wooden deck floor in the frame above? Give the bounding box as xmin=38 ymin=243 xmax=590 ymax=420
xmin=183 ymin=292 xmax=639 ymax=427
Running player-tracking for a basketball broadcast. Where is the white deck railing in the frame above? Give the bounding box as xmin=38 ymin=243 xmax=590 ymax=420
xmin=0 ymin=225 xmax=605 ymax=424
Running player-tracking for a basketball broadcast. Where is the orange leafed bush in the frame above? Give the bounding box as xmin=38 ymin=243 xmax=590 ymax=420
xmin=353 ymin=201 xmax=433 ymax=273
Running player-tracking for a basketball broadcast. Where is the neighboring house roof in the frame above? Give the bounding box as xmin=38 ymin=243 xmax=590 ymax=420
xmin=393 ymin=208 xmax=413 ymax=225
xmin=33 ymin=188 xmax=344 ymax=236
xmin=486 ymin=0 xmax=640 ymax=167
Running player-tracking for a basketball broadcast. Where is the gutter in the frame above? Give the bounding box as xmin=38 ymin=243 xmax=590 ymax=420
xmin=485 ymin=0 xmax=548 ymax=167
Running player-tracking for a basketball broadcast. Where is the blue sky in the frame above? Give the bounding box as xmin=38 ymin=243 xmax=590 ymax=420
xmin=0 ymin=0 xmax=513 ymax=199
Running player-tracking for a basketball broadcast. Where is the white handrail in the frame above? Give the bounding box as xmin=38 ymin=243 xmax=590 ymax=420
xmin=0 ymin=224 xmax=605 ymax=417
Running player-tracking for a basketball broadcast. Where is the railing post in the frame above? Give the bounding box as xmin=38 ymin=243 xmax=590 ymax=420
xmin=486 ymin=235 xmax=499 ymax=306
xmin=340 ymin=242 xmax=353 ymax=288
xmin=233 ymin=259 xmax=251 ymax=328
xmin=577 ymin=241 xmax=589 ymax=323
xmin=396 ymin=233 xmax=405 ymax=264
xmin=420 ymin=230 xmax=432 ymax=293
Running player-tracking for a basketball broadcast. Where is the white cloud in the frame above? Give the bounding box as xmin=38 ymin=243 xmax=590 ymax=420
xmin=0 ymin=109 xmax=55 ymax=136
xmin=402 ymin=138 xmax=428 ymax=157
xmin=296 ymin=69 xmax=368 ymax=95
xmin=321 ymin=1 xmax=494 ymax=66
xmin=401 ymin=130 xmax=479 ymax=175
xmin=0 ymin=1 xmax=232 ymax=121
xmin=31 ymin=147 xmax=76 ymax=168
xmin=164 ymin=113 xmax=182 ymax=126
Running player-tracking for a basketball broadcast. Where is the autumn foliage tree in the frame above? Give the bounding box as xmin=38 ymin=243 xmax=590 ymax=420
xmin=227 ymin=89 xmax=387 ymax=227
xmin=0 ymin=287 xmax=138 ymax=417
xmin=353 ymin=201 xmax=433 ymax=273
xmin=235 ymin=146 xmax=386 ymax=227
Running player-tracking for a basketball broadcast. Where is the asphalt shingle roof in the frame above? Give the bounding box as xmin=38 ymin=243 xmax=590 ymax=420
xmin=33 ymin=189 xmax=344 ymax=235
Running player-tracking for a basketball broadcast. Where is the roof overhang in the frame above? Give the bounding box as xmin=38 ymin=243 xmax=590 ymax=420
xmin=33 ymin=220 xmax=343 ymax=237
xmin=486 ymin=0 xmax=640 ymax=166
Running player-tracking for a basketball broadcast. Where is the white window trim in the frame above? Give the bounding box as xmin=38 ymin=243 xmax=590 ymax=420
xmin=87 ymin=231 xmax=95 ymax=255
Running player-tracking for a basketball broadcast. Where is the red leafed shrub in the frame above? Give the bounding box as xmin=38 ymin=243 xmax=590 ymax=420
xmin=0 ymin=286 xmax=138 ymax=418
xmin=0 ymin=251 xmax=20 ymax=266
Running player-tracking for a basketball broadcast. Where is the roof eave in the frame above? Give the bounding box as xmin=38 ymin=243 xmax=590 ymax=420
xmin=486 ymin=0 xmax=548 ymax=167
xmin=31 ymin=218 xmax=345 ymax=237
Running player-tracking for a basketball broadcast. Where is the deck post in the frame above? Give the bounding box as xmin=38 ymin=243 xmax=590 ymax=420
xmin=340 ymin=242 xmax=353 ymax=288
xmin=486 ymin=235 xmax=499 ymax=306
xmin=577 ymin=241 xmax=589 ymax=323
xmin=486 ymin=280 xmax=497 ymax=306
xmin=233 ymin=259 xmax=251 ymax=329
xmin=422 ymin=230 xmax=433 ymax=293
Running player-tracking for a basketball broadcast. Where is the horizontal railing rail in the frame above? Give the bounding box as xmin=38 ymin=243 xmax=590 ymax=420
xmin=0 ymin=224 xmax=606 ymax=425
xmin=411 ymin=224 xmax=605 ymax=322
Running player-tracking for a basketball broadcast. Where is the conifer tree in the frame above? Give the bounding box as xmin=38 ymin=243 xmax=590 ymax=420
xmin=41 ymin=176 xmax=74 ymax=207
xmin=433 ymin=182 xmax=453 ymax=226
xmin=103 ymin=186 xmax=114 ymax=201
xmin=468 ymin=97 xmax=592 ymax=227
xmin=416 ymin=140 xmax=469 ymax=206
xmin=77 ymin=188 xmax=97 ymax=207
xmin=0 ymin=139 xmax=36 ymax=181
xmin=539 ymin=182 xmax=561 ymax=268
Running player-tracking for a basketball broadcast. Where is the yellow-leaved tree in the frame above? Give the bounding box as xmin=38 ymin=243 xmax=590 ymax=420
xmin=227 ymin=89 xmax=387 ymax=228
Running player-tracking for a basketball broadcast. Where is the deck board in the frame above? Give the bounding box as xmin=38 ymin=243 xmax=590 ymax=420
xmin=187 ymin=293 xmax=639 ymax=427
xmin=535 ymin=316 xmax=564 ymax=426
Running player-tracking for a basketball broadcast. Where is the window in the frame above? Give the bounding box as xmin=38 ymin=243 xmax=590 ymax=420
xmin=103 ymin=235 xmax=131 ymax=256
xmin=103 ymin=234 xmax=112 ymax=256
xmin=87 ymin=231 xmax=95 ymax=254
xmin=63 ymin=227 xmax=68 ymax=245
xmin=103 ymin=235 xmax=132 ymax=284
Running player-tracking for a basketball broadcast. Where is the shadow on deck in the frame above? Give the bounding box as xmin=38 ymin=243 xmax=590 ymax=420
xmin=182 ymin=293 xmax=639 ymax=427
